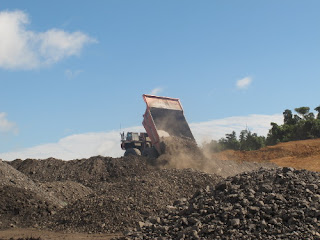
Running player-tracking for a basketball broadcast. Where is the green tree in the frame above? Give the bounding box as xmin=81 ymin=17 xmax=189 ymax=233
xmin=294 ymin=107 xmax=310 ymax=120
xmin=315 ymin=106 xmax=320 ymax=119
xmin=283 ymin=109 xmax=296 ymax=125
xmin=306 ymin=112 xmax=315 ymax=120
xmin=219 ymin=131 xmax=240 ymax=150
xmin=311 ymin=120 xmax=320 ymax=138
xmin=267 ymin=106 xmax=320 ymax=145
xmin=266 ymin=122 xmax=283 ymax=145
xmin=239 ymin=129 xmax=265 ymax=150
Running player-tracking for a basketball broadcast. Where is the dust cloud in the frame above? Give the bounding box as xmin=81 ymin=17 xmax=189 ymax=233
xmin=156 ymin=136 xmax=275 ymax=177
xmin=148 ymin=107 xmax=274 ymax=177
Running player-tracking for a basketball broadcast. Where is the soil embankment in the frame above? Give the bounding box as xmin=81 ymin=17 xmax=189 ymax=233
xmin=212 ymin=139 xmax=320 ymax=172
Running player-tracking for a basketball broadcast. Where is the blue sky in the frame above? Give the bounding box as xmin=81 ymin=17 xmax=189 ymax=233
xmin=0 ymin=1 xmax=319 ymax=160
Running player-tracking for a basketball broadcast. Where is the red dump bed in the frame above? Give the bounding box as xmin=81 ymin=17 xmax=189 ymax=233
xmin=142 ymin=94 xmax=195 ymax=154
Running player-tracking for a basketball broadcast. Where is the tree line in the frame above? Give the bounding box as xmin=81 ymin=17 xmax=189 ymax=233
xmin=204 ymin=106 xmax=320 ymax=152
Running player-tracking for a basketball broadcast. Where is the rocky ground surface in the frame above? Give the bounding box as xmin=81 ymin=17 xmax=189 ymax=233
xmin=119 ymin=167 xmax=320 ymax=239
xmin=46 ymin=168 xmax=221 ymax=233
xmin=0 ymin=139 xmax=319 ymax=240
xmin=0 ymin=238 xmax=42 ymax=240
xmin=40 ymin=181 xmax=93 ymax=206
xmin=1 ymin=156 xmax=223 ymax=234
xmin=0 ymin=161 xmax=63 ymax=229
xmin=7 ymin=156 xmax=152 ymax=186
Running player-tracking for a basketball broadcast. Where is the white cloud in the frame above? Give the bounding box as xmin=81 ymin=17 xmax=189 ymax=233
xmin=0 ymin=10 xmax=96 ymax=70
xmin=150 ymin=87 xmax=163 ymax=95
xmin=190 ymin=114 xmax=283 ymax=144
xmin=236 ymin=76 xmax=252 ymax=89
xmin=0 ymin=126 xmax=144 ymax=161
xmin=0 ymin=114 xmax=283 ymax=161
xmin=0 ymin=112 xmax=18 ymax=135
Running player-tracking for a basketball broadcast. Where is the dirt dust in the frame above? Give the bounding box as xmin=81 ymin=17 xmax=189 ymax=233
xmin=157 ymin=136 xmax=276 ymax=177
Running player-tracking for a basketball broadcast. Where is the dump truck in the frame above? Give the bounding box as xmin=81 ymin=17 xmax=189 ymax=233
xmin=120 ymin=132 xmax=153 ymax=156
xmin=121 ymin=94 xmax=195 ymax=157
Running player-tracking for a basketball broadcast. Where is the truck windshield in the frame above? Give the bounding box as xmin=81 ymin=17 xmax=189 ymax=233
xmin=127 ymin=132 xmax=132 ymax=141
xmin=132 ymin=133 xmax=139 ymax=141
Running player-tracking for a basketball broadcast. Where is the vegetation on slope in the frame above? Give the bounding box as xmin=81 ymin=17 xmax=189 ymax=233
xmin=204 ymin=105 xmax=320 ymax=152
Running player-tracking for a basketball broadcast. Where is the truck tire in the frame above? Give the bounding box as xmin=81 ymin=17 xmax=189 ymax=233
xmin=124 ymin=148 xmax=141 ymax=156
xmin=142 ymin=147 xmax=159 ymax=159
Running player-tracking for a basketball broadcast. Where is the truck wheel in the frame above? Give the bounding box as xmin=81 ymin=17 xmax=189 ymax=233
xmin=124 ymin=148 xmax=141 ymax=156
xmin=142 ymin=147 xmax=159 ymax=159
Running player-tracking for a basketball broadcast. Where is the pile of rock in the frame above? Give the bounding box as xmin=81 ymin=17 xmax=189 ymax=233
xmin=0 ymin=161 xmax=63 ymax=229
xmin=3 ymin=155 xmax=222 ymax=233
xmin=7 ymin=156 xmax=153 ymax=186
xmin=47 ymin=168 xmax=222 ymax=233
xmin=120 ymin=167 xmax=320 ymax=239
xmin=4 ymin=153 xmax=319 ymax=238
xmin=40 ymin=181 xmax=93 ymax=205
xmin=0 ymin=186 xmax=58 ymax=229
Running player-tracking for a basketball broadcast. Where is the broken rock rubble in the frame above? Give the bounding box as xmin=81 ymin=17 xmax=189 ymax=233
xmin=119 ymin=167 xmax=320 ymax=239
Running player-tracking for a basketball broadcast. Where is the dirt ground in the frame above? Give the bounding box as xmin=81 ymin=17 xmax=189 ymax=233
xmin=0 ymin=139 xmax=319 ymax=239
xmin=212 ymin=138 xmax=320 ymax=172
xmin=0 ymin=156 xmax=221 ymax=240
xmin=0 ymin=228 xmax=120 ymax=240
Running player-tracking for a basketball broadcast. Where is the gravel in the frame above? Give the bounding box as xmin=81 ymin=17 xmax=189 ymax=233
xmin=40 ymin=181 xmax=93 ymax=205
xmin=0 ymin=185 xmax=59 ymax=229
xmin=2 ymin=156 xmax=221 ymax=233
xmin=46 ymin=168 xmax=221 ymax=233
xmin=2 ymin=153 xmax=319 ymax=239
xmin=119 ymin=167 xmax=320 ymax=239
xmin=7 ymin=156 xmax=152 ymax=186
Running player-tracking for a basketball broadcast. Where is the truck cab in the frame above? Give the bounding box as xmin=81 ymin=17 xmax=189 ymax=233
xmin=121 ymin=132 xmax=153 ymax=156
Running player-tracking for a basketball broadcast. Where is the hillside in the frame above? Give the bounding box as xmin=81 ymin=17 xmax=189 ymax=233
xmin=212 ymin=138 xmax=320 ymax=172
